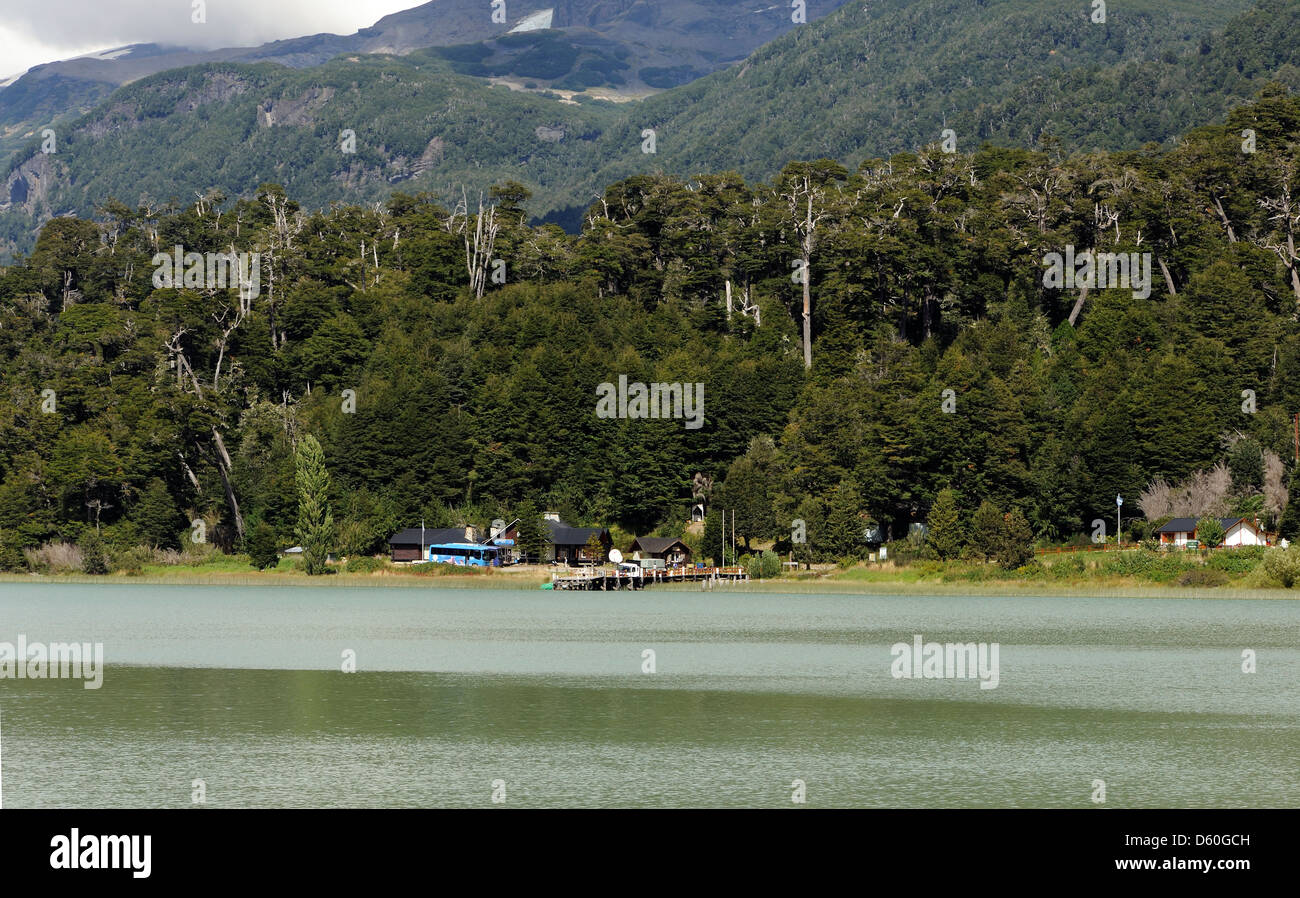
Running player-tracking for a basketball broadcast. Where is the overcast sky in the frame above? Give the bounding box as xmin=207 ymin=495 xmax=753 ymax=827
xmin=0 ymin=0 xmax=423 ymax=77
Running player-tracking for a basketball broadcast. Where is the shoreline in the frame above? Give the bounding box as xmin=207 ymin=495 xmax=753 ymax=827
xmin=3 ymin=570 xmax=1298 ymax=600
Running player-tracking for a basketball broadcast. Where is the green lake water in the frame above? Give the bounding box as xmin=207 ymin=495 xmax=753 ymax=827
xmin=0 ymin=583 xmax=1296 ymax=807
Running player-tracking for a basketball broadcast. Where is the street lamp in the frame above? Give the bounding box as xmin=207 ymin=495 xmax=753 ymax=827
xmin=1116 ymin=495 xmax=1123 ymax=546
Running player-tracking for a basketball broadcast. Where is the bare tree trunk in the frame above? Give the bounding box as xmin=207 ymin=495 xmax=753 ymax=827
xmin=1287 ymin=232 xmax=1300 ymax=305
xmin=1212 ymin=196 xmax=1238 ymax=243
xmin=1067 ymin=283 xmax=1090 ymax=327
xmin=1158 ymin=259 xmax=1178 ymax=296
xmin=462 ymin=192 xmax=499 ymax=299
xmin=801 ymin=255 xmax=812 ymax=369
xmin=210 ymin=428 xmax=244 ymax=540
xmin=177 ymin=452 xmax=202 ymax=493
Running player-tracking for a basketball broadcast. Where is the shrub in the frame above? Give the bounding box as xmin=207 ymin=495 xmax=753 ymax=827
xmin=79 ymin=531 xmax=110 ymax=575
xmin=246 ymin=522 xmax=281 ymax=571
xmin=181 ymin=541 xmax=220 ymax=566
xmin=744 ymin=550 xmax=782 ymax=579
xmin=1104 ymin=549 xmax=1193 ymax=582
xmin=111 ymin=545 xmax=152 ymax=576
xmin=413 ymin=562 xmax=483 ymax=576
xmin=1206 ymin=546 xmax=1265 ymax=575
xmin=24 ymin=542 xmax=83 ymax=573
xmin=1177 ymin=568 xmax=1228 ymax=588
xmin=995 ymin=508 xmax=1035 ymax=570
xmin=1049 ymin=555 xmax=1087 ymax=579
xmin=335 ymin=518 xmax=387 ymax=558
xmin=152 ymin=548 xmax=183 ymax=566
xmin=345 ymin=556 xmax=387 ymax=574
xmin=1128 ymin=519 xmax=1156 ymax=543
xmin=1195 ymin=516 xmax=1225 ymax=548
xmin=1263 ymin=546 xmax=1300 ymax=588
xmin=0 ymin=530 xmax=25 ymax=572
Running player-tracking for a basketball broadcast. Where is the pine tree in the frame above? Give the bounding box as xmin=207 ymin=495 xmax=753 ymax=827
xmin=294 ymin=434 xmax=334 ymax=575
xmin=926 ymin=489 xmax=963 ymax=560
xmin=133 ymin=478 xmax=183 ymax=549
xmin=995 ymin=508 xmax=1035 ymax=570
xmin=247 ymin=521 xmax=281 ymax=571
xmin=791 ymin=495 xmax=826 ymax=568
xmin=824 ymin=479 xmax=865 ymax=560
xmin=1279 ymin=465 xmax=1300 ymax=541
xmin=514 ymin=498 xmax=547 ymax=563
xmin=80 ymin=529 xmax=110 ymax=575
xmin=969 ymin=500 xmax=1004 ymax=562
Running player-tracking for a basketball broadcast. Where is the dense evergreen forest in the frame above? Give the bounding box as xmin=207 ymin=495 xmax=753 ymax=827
xmin=3 ymin=86 xmax=1300 ymax=569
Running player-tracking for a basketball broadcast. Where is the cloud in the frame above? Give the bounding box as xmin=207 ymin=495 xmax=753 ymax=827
xmin=0 ymin=0 xmax=422 ymax=72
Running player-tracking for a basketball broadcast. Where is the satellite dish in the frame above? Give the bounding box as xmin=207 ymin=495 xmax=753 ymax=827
xmin=609 ymin=549 xmax=624 ymax=564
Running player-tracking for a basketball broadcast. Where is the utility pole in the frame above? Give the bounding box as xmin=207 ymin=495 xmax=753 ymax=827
xmin=1116 ymin=495 xmax=1123 ymax=547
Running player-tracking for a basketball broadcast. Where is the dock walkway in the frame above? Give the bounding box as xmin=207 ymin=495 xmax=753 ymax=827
xmin=550 ymin=566 xmax=750 ymax=590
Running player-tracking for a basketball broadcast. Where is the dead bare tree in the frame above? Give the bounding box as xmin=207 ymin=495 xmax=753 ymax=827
xmin=1259 ymin=160 xmax=1300 ymax=305
xmin=780 ymin=171 xmax=833 ymax=369
xmin=452 ymin=190 xmax=500 ymax=299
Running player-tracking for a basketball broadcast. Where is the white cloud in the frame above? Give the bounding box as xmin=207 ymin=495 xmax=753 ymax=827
xmin=0 ymin=0 xmax=423 ymax=77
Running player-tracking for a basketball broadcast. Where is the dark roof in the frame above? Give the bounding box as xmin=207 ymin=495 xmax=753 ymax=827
xmin=1155 ymin=517 xmax=1246 ymax=534
xmin=546 ymin=518 xmax=609 ymax=546
xmin=389 ymin=527 xmax=473 ymax=546
xmin=630 ymin=536 xmax=690 ymax=554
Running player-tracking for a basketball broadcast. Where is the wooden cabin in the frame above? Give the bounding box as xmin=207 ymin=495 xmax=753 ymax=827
xmin=545 ymin=515 xmax=611 ymax=565
xmin=388 ymin=526 xmax=479 ymax=563
xmin=628 ymin=536 xmax=692 ymax=567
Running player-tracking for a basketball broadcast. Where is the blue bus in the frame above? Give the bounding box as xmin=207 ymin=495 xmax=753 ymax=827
xmin=425 ymin=543 xmax=499 ymax=567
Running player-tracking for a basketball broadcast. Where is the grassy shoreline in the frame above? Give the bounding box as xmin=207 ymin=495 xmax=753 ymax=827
xmin=4 ymin=558 xmax=1299 ymax=599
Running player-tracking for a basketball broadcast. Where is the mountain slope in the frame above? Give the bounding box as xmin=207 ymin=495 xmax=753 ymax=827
xmin=0 ymin=55 xmax=620 ymax=254
xmin=583 ymin=0 xmax=1264 ymax=188
xmin=0 ymin=1 xmax=849 ymax=159
xmin=4 ymin=0 xmax=1297 ymax=259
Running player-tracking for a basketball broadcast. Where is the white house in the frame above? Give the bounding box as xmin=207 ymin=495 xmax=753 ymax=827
xmin=1156 ymin=517 xmax=1268 ymax=547
xmin=1222 ymin=518 xmax=1269 ymax=546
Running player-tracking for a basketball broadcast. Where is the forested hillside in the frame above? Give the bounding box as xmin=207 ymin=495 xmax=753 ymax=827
xmin=586 ymin=0 xmax=1271 ymax=186
xmin=5 ymin=0 xmax=1290 ymax=259
xmin=2 ymin=87 xmax=1300 ymax=567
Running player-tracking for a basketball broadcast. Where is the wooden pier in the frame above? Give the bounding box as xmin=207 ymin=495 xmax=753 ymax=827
xmin=549 ymin=566 xmax=750 ymax=590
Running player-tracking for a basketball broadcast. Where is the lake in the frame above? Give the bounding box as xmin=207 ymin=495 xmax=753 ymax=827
xmin=0 ymin=583 xmax=1296 ymax=808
